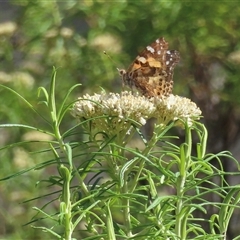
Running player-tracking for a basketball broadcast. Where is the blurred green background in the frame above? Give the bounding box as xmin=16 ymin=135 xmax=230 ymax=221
xmin=1 ymin=1 xmax=240 ymax=239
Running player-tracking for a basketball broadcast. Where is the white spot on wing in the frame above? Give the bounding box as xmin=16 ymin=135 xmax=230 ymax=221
xmin=147 ymin=46 xmax=155 ymax=53
xmin=137 ymin=56 xmax=147 ymax=63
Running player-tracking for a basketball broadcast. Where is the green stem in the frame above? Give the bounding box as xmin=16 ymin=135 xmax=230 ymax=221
xmin=122 ymin=175 xmax=132 ymax=237
xmin=59 ymin=165 xmax=73 ymax=240
xmin=175 ymin=124 xmax=192 ymax=239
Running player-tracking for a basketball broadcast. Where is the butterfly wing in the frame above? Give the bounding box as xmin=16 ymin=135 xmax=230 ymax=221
xmin=121 ymin=37 xmax=180 ymax=97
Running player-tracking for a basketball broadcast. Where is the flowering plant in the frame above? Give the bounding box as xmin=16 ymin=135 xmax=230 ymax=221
xmin=1 ymin=68 xmax=239 ymax=240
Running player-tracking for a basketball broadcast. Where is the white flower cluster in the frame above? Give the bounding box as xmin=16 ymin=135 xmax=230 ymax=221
xmin=153 ymin=94 xmax=202 ymax=126
xmin=71 ymin=91 xmax=202 ymax=134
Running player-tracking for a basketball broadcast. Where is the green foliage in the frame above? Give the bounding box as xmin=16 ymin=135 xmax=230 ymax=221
xmin=1 ymin=1 xmax=240 ymax=239
xmin=1 ymin=69 xmax=240 ymax=239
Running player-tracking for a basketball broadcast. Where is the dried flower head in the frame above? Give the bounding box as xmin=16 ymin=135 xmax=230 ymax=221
xmin=90 ymin=33 xmax=122 ymax=53
xmin=0 ymin=22 xmax=17 ymax=36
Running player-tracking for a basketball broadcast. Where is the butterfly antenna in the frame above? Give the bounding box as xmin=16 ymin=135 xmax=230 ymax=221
xmin=104 ymin=51 xmax=125 ymax=91
xmin=103 ymin=51 xmax=120 ymax=71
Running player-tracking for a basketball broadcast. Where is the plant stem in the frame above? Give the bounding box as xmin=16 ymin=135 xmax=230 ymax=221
xmin=175 ymin=124 xmax=192 ymax=239
xmin=122 ymin=174 xmax=132 ymax=237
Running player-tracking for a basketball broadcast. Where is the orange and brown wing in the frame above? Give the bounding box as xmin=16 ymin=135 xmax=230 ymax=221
xmin=121 ymin=37 xmax=180 ymax=97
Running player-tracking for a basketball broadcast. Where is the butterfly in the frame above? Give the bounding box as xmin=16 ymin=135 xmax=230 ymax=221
xmin=118 ymin=37 xmax=180 ymax=97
